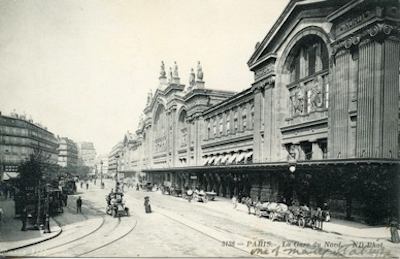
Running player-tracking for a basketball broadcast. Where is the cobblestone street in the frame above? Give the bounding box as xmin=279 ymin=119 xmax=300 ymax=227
xmin=3 ymin=181 xmax=399 ymax=257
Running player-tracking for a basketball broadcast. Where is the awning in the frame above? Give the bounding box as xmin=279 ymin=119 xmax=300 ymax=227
xmin=221 ymin=154 xmax=230 ymax=165
xmin=3 ymin=172 xmax=19 ymax=181
xmin=228 ymin=154 xmax=238 ymax=164
xmin=203 ymin=157 xmax=210 ymax=166
xmin=245 ymin=151 xmax=253 ymax=162
xmin=215 ymin=156 xmax=223 ymax=165
xmin=237 ymin=153 xmax=246 ymax=163
xmin=208 ymin=156 xmax=216 ymax=165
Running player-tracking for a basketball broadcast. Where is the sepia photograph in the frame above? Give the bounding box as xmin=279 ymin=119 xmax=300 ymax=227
xmin=0 ymin=0 xmax=400 ymax=258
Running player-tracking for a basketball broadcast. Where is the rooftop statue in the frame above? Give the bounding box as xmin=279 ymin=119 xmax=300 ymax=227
xmin=173 ymin=61 xmax=179 ymax=78
xmin=189 ymin=68 xmax=195 ymax=86
xmin=160 ymin=61 xmax=166 ymax=78
xmin=197 ymin=61 xmax=203 ymax=81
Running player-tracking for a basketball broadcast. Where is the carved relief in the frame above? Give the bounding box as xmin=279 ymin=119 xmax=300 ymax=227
xmin=310 ymin=79 xmax=323 ymax=110
xmin=291 ymin=88 xmax=305 ymax=115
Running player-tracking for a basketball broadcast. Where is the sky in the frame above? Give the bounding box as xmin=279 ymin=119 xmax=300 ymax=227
xmin=0 ymin=0 xmax=289 ymax=155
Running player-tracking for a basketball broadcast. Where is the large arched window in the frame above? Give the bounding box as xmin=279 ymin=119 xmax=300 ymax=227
xmin=153 ymin=104 xmax=167 ymax=152
xmin=287 ymin=35 xmax=329 ymax=117
xmin=178 ymin=110 xmax=188 ymax=148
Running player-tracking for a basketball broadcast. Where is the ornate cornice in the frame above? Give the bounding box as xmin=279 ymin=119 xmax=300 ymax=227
xmin=331 ymin=22 xmax=400 ymax=55
xmin=252 ymin=75 xmax=275 ymax=93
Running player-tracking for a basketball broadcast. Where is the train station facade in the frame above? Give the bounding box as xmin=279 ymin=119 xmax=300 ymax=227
xmin=122 ymin=0 xmax=400 ymax=224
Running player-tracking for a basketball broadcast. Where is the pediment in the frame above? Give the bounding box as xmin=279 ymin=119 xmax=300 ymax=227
xmin=248 ymin=0 xmax=347 ymax=70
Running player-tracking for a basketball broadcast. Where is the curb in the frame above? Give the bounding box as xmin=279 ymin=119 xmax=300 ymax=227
xmin=0 ymin=218 xmax=63 ymax=254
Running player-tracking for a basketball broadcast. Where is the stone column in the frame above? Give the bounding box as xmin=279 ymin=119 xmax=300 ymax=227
xmin=263 ymin=81 xmax=275 ymax=162
xmin=252 ymin=85 xmax=264 ymax=162
xmin=356 ymin=36 xmax=400 ymax=158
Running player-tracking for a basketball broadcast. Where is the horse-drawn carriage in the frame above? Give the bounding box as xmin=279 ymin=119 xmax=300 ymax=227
xmin=106 ymin=192 xmax=129 ymax=217
xmin=254 ymin=202 xmax=288 ymax=221
xmin=286 ymin=205 xmax=324 ymax=229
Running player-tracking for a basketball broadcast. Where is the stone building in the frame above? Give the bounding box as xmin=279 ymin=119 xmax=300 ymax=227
xmin=108 ymin=141 xmax=123 ymax=178
xmin=123 ymin=0 xmax=400 ymax=224
xmin=57 ymin=137 xmax=78 ymax=168
xmin=0 ymin=111 xmax=59 ymax=181
xmin=78 ymin=142 xmax=97 ymax=169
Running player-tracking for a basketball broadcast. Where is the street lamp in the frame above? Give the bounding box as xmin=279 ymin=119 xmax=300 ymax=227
xmin=115 ymin=154 xmax=120 ymax=192
xmin=100 ymin=160 xmax=103 ymax=189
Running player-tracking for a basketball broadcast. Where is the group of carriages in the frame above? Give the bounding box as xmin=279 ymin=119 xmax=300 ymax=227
xmin=244 ymin=198 xmax=330 ymax=230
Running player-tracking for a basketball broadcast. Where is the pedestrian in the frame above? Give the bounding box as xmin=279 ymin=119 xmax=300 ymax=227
xmin=322 ymin=202 xmax=330 ymax=222
xmin=63 ymin=193 xmax=68 ymax=207
xmin=80 ymin=181 xmax=83 ymax=189
xmin=21 ymin=207 xmax=27 ymax=231
xmin=232 ymin=196 xmax=238 ymax=209
xmin=0 ymin=207 xmax=3 ymax=224
xmin=86 ymin=182 xmax=89 ymax=190
xmin=43 ymin=213 xmax=51 ymax=233
xmin=144 ymin=196 xmax=151 ymax=213
xmin=76 ymin=196 xmax=82 ymax=214
xmin=390 ymin=219 xmax=400 ymax=243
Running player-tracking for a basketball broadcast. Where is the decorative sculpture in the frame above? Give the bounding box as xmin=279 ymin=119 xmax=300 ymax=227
xmin=292 ymin=88 xmax=305 ymax=115
xmin=197 ymin=61 xmax=204 ymax=81
xmin=173 ymin=61 xmax=179 ymax=78
xmin=160 ymin=61 xmax=166 ymax=78
xmin=310 ymin=80 xmax=323 ymax=110
xmin=189 ymin=68 xmax=195 ymax=86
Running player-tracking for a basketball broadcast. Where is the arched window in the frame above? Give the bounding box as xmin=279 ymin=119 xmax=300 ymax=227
xmin=233 ymin=110 xmax=238 ymax=133
xmin=287 ymin=35 xmax=329 ymax=117
xmin=207 ymin=120 xmax=211 ymax=139
xmin=226 ymin=111 xmax=231 ymax=135
xmin=250 ymin=105 xmax=255 ymax=129
xmin=153 ymin=104 xmax=167 ymax=152
xmin=219 ymin=115 xmax=223 ymax=135
xmin=212 ymin=118 xmax=217 ymax=137
xmin=242 ymin=107 xmax=247 ymax=131
xmin=178 ymin=110 xmax=188 ymax=148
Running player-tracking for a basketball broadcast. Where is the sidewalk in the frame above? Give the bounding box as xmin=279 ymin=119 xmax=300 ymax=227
xmin=164 ymin=193 xmax=391 ymax=240
xmin=0 ymin=198 xmax=62 ymax=254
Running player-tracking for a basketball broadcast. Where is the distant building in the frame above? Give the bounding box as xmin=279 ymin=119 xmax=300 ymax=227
xmin=108 ymin=142 xmax=122 ymax=177
xmin=57 ymin=137 xmax=78 ymax=168
xmin=78 ymin=142 xmax=97 ymax=169
xmin=95 ymin=154 xmax=109 ymax=177
xmin=0 ymin=111 xmax=58 ymax=181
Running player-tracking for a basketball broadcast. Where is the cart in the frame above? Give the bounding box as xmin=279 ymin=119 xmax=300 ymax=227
xmin=106 ymin=192 xmax=129 ymax=217
xmin=205 ymin=191 xmax=216 ymax=201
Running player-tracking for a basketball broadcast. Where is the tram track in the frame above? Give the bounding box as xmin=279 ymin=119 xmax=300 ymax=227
xmin=156 ymin=209 xmax=262 ymax=257
xmin=77 ymin=215 xmax=138 ymax=257
xmin=20 ymin=203 xmax=106 ymax=256
xmin=31 ymin=204 xmax=138 ymax=257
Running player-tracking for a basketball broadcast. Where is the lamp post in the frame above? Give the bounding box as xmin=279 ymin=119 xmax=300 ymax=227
xmin=115 ymin=154 xmax=120 ymax=192
xmin=100 ymin=160 xmax=103 ymax=189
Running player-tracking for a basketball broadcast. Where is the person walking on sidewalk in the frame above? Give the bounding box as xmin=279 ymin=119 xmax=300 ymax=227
xmin=390 ymin=219 xmax=400 ymax=243
xmin=86 ymin=182 xmax=89 ymax=190
xmin=21 ymin=207 xmax=27 ymax=231
xmin=232 ymin=196 xmax=238 ymax=209
xmin=76 ymin=196 xmax=82 ymax=214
